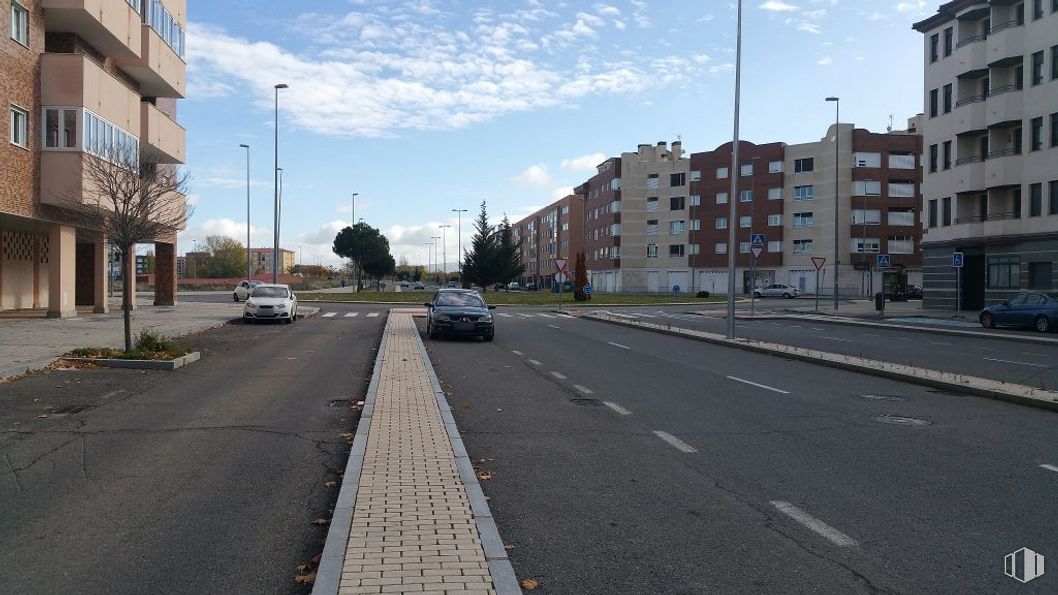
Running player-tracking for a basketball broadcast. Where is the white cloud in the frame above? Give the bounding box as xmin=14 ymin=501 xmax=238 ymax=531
xmin=594 ymin=4 xmax=621 ymax=17
xmin=560 ymin=153 xmax=606 ymax=172
xmin=178 ymin=218 xmax=272 ymax=253
xmin=817 ymin=56 xmax=832 ymax=66
xmin=896 ymin=0 xmax=927 ymax=13
xmin=551 ymin=186 xmax=574 ymax=201
xmin=797 ymin=22 xmax=822 ymax=34
xmin=513 ymin=163 xmax=553 ymax=188
xmin=760 ymin=1 xmax=798 ymax=11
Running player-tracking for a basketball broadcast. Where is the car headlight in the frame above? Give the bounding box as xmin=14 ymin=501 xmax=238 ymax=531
xmin=482 ymin=314 xmax=493 ymax=322
xmin=246 ymin=301 xmax=257 ymax=309
xmin=275 ymin=303 xmax=287 ymax=310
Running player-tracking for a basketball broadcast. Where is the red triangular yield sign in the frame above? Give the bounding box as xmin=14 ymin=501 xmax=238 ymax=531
xmin=811 ymin=257 xmax=827 ymax=271
xmin=554 ymin=258 xmax=568 ymax=272
xmin=751 ymin=247 xmax=764 ymax=259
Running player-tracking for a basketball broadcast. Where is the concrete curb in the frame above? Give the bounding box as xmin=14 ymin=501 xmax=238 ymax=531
xmin=0 ymin=356 xmax=59 ymax=380
xmin=312 ymin=313 xmax=392 ymax=595
xmin=698 ymin=311 xmax=1058 ymax=345
xmin=414 ymin=326 xmax=522 ymax=595
xmin=578 ymin=312 xmax=1058 ymax=413
xmin=61 ymin=351 xmax=200 ymax=370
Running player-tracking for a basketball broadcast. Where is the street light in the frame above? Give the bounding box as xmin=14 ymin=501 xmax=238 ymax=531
xmin=431 ymin=235 xmax=441 ymax=283
xmin=272 ymin=82 xmax=288 ymax=283
xmin=826 ymin=96 xmax=840 ymax=310
xmin=725 ymin=0 xmax=744 ymax=339
xmin=425 ymin=242 xmax=434 ymax=277
xmin=452 ymin=208 xmax=468 ymax=281
xmin=351 ymin=193 xmax=359 ymax=227
xmin=438 ymin=224 xmax=451 ymax=281
xmin=749 ymin=155 xmax=761 ymax=316
xmin=277 ymin=167 xmax=284 ymax=277
xmin=239 ymin=144 xmax=251 ymax=281
xmin=191 ymin=239 xmax=199 ymax=279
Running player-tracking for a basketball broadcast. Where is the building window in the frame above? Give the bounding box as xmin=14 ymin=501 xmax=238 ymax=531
xmin=715 ymin=192 xmax=728 ymax=205
xmin=767 ymin=214 xmax=782 ymax=226
xmin=9 ymin=105 xmax=28 ymax=148
xmin=853 ymin=238 xmax=881 ymax=254
xmin=715 ymin=217 xmax=728 ymax=229
xmin=943 ymin=84 xmax=952 ymax=113
xmin=1030 ymin=183 xmax=1043 ymax=216
xmin=929 ymin=144 xmax=938 ymax=173
xmin=768 ymin=241 xmax=781 ymax=253
xmin=647 ymin=219 xmax=658 ymax=235
xmin=1052 ymin=112 xmax=1058 ymax=147
xmin=793 ymin=239 xmax=813 ymax=254
xmin=987 ymin=256 xmax=1020 ymax=289
xmin=740 ymin=164 xmax=753 ymax=176
xmin=670 ymin=172 xmax=686 ymax=187
xmin=10 ymin=2 xmax=28 ymax=46
xmin=929 ymin=89 xmax=938 ymax=118
xmin=1052 ymin=45 xmax=1058 ymax=80
xmin=690 ymin=195 xmax=701 ymax=206
xmin=670 ymin=196 xmax=685 ymax=210
xmin=669 ymin=244 xmax=685 ymax=257
xmin=944 ymin=27 xmax=953 ymax=56
xmin=690 ymin=170 xmax=701 ymax=182
xmin=1033 ymin=0 xmax=1044 ymax=19
xmin=852 ymin=209 xmax=882 ymax=225
xmin=1051 ymin=180 xmax=1058 ymax=215
xmin=739 ymin=190 xmax=753 ymax=202
xmin=853 ymin=152 xmax=881 ymax=168
xmin=1032 ymin=51 xmax=1045 ymax=86
xmin=690 ymin=219 xmax=701 ymax=231
xmin=669 ymin=220 xmax=685 ymax=234
xmin=853 ymin=180 xmax=882 ymax=196
xmin=688 ymin=244 xmax=700 ymax=256
xmin=768 ymin=160 xmax=783 ymax=173
xmin=943 ymin=140 xmax=952 ymax=169
xmin=928 ymin=199 xmax=938 ymax=228
xmin=930 ymin=33 xmax=939 ymax=62
xmin=1031 ymin=116 xmax=1043 ymax=151
xmin=716 ymin=167 xmax=728 ymax=179
xmin=793 ymin=185 xmax=814 ymax=200
xmin=794 ymin=158 xmax=814 ymax=173
xmin=647 ymin=244 xmax=658 ymax=258
xmin=715 ymin=243 xmax=727 ymax=255
xmin=43 ymin=108 xmax=79 ymax=149
xmin=739 ymin=242 xmax=751 ymax=254
xmin=646 ymin=174 xmax=660 ymax=190
xmin=768 ymin=187 xmax=782 ymax=200
xmin=942 ymin=197 xmax=952 ymax=226
xmin=1014 ymin=187 xmax=1023 ymax=218
xmin=793 ymin=212 xmax=814 ymax=228
xmin=739 ymin=216 xmax=752 ymax=228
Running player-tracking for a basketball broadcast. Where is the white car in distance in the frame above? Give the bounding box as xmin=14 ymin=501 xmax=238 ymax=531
xmin=233 ymin=280 xmax=263 ymax=302
xmin=243 ymin=284 xmax=298 ymax=324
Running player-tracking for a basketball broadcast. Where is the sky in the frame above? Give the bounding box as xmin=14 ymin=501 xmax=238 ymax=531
xmin=177 ymin=0 xmax=943 ymax=268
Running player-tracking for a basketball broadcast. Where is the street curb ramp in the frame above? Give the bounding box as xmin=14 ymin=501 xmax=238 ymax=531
xmin=578 ymin=311 xmax=1058 ymax=413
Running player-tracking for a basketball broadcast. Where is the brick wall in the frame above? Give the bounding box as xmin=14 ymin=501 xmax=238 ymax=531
xmin=0 ymin=0 xmax=44 ymax=219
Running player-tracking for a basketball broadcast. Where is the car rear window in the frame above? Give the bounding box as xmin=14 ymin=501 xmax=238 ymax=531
xmin=252 ymin=287 xmax=289 ymax=298
xmin=436 ymin=293 xmax=485 ymax=308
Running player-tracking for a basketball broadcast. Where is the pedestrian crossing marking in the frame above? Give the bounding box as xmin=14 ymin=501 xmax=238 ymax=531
xmin=367 ymin=312 xmax=380 ymax=318
xmin=344 ymin=312 xmax=359 ymax=318
xmin=322 ymin=312 xmax=337 ymax=318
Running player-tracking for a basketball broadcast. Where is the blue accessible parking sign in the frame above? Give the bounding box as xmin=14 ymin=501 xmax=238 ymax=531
xmin=953 ymin=252 xmax=964 ymax=268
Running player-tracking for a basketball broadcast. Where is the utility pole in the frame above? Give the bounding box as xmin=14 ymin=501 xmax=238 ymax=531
xmin=452 ymin=208 xmax=467 ymax=281
xmin=272 ymin=83 xmax=288 ymax=283
xmin=351 ymin=193 xmax=358 ymax=228
xmin=826 ymin=96 xmax=840 ymax=310
xmin=438 ymin=225 xmax=451 ymax=283
xmin=239 ymin=144 xmax=251 ymax=281
xmin=725 ymin=0 xmax=743 ymax=339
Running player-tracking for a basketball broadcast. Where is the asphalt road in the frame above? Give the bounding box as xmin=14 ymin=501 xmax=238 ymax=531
xmin=590 ymin=307 xmax=1058 ymax=391
xmin=423 ymin=309 xmax=1058 ymax=593
xmin=0 ymin=303 xmax=387 ymax=594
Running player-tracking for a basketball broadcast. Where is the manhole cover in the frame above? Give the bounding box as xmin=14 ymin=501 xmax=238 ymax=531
xmin=570 ymin=398 xmax=603 ymax=407
xmin=47 ymin=405 xmax=87 ymax=415
xmin=873 ymin=415 xmax=931 ymax=426
xmin=859 ymin=394 xmax=905 ymax=402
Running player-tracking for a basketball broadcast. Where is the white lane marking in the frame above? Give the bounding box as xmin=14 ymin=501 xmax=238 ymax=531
xmin=788 ymin=325 xmax=802 ymax=329
xmin=810 ymin=327 xmax=824 ymax=331
xmin=550 ymin=371 xmax=567 ymax=380
xmin=573 ymin=384 xmax=594 ymax=394
xmin=537 ymin=313 xmax=555 ymax=318
xmin=770 ymin=501 xmax=858 ymax=547
xmin=527 ymin=359 xmax=542 ymax=366
xmin=982 ymin=357 xmax=1047 ymax=368
xmin=928 ymin=341 xmax=951 ymax=346
xmin=498 ymin=313 xmax=514 ymax=318
xmin=726 ymin=375 xmax=790 ymax=394
xmin=604 ymin=401 xmax=633 ymax=416
xmin=344 ymin=312 xmax=359 ymax=318
xmin=972 ymin=346 xmax=993 ymax=351
xmin=322 ymin=312 xmax=337 ymax=318
xmin=637 ymin=314 xmax=657 ymax=318
xmin=608 ymin=341 xmax=631 ymax=350
xmin=1039 ymin=464 xmax=1058 ymax=473
xmin=100 ymin=389 xmax=126 ymax=399
xmin=557 ymin=314 xmax=575 ymax=319
xmin=820 ymin=336 xmax=852 ymax=343
xmin=518 ymin=313 xmax=535 ymax=318
xmin=547 ymin=324 xmax=561 ymax=329
xmin=653 ymin=431 xmax=698 ymax=453
xmin=511 ymin=350 xmax=524 ymax=356
xmin=366 ymin=312 xmax=380 ymax=318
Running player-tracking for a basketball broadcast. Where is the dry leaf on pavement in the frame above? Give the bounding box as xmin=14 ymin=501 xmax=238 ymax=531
xmin=294 ymin=572 xmax=316 ymax=585
xmin=520 ymin=578 xmax=540 ymax=590
xmin=476 ymin=470 xmax=493 ymax=480
xmin=311 ymin=518 xmax=331 ymax=525
xmin=324 ymin=480 xmax=337 ymax=487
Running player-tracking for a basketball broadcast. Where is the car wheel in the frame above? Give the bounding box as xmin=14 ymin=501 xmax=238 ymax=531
xmin=753 ymin=291 xmax=762 ymax=299
xmin=1035 ymin=316 xmax=1051 ymax=333
xmin=483 ymin=331 xmax=495 ymax=342
xmin=782 ymin=292 xmax=792 ymax=299
xmin=233 ymin=293 xmax=240 ymax=302
xmin=428 ymin=320 xmax=439 ymax=339
xmin=980 ymin=312 xmax=994 ymax=329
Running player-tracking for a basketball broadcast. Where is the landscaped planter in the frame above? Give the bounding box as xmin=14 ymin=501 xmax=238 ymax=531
xmin=62 ymin=351 xmax=201 ymax=370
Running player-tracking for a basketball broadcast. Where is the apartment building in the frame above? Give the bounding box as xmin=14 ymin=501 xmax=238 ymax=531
xmin=574 ymin=157 xmax=621 ymax=292
xmin=1 ymin=0 xmax=187 ymax=315
xmin=914 ymin=0 xmax=1058 ymax=310
xmin=248 ymin=247 xmax=296 ymax=275
xmin=512 ymin=195 xmax=583 ymax=289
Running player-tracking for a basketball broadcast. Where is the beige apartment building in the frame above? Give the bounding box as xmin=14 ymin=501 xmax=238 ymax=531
xmin=248 ymin=247 xmax=296 ymax=276
xmin=1 ymin=0 xmax=187 ymax=316
xmin=914 ymin=0 xmax=1058 ymax=309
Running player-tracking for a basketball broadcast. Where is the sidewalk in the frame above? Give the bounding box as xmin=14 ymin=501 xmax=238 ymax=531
xmin=315 ymin=310 xmax=517 ymax=595
xmin=0 ymin=302 xmax=243 ymax=378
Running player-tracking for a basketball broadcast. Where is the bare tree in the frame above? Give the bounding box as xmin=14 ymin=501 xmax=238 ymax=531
xmin=77 ymin=144 xmax=191 ymax=352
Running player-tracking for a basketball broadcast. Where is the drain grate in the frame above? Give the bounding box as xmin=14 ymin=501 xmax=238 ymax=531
xmin=859 ymin=394 xmax=905 ymax=402
xmin=570 ymin=398 xmax=603 ymax=407
xmin=47 ymin=405 xmax=87 ymax=415
xmin=873 ymin=415 xmax=931 ymax=426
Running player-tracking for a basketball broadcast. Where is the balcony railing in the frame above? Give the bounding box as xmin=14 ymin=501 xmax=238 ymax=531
xmin=986 ymin=148 xmax=1019 ymax=159
xmin=954 ymin=155 xmax=984 ymax=166
xmin=955 ymin=34 xmax=986 ymax=49
xmin=955 ymin=94 xmax=985 ymax=107
xmin=989 ymin=19 xmax=1023 ymax=34
xmin=954 ymin=211 xmax=1018 ymax=224
xmin=988 ymin=84 xmax=1019 ymax=97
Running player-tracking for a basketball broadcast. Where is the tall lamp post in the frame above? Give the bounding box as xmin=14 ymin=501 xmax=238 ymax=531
xmin=239 ymin=144 xmax=251 ymax=281
xmin=749 ymin=155 xmax=761 ymax=316
xmin=726 ymin=0 xmax=744 ymax=339
xmin=438 ymin=224 xmax=451 ymax=282
xmin=452 ymin=208 xmax=467 ymax=281
xmin=277 ymin=167 xmax=284 ymax=276
xmin=351 ymin=193 xmax=359 ymax=227
xmin=272 ymin=83 xmax=289 ymax=283
xmin=826 ymin=96 xmax=840 ymax=310
xmin=431 ymin=236 xmax=441 ymax=284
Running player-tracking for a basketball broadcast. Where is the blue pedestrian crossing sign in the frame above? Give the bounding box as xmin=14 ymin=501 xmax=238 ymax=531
xmin=877 ymin=254 xmax=892 ymax=269
xmin=751 ymin=233 xmax=766 ymax=246
xmin=952 ymin=252 xmax=964 ymax=268
xmin=583 ymin=284 xmax=592 ymax=295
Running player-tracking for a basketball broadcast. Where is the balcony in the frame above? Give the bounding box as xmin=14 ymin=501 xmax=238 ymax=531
xmin=986 ymin=20 xmax=1024 ymax=65
xmin=141 ymin=102 xmax=185 ymax=163
xmin=985 ymin=87 xmax=1022 ymax=127
xmin=984 ymin=150 xmax=1023 ymax=188
xmin=952 ymin=156 xmax=987 ymax=192
xmin=954 ymin=96 xmax=986 ymax=133
xmin=116 ymin=24 xmax=186 ymax=98
xmin=41 ymin=0 xmax=142 ymax=60
xmin=954 ymin=34 xmax=987 ymax=73
xmin=41 ymin=53 xmax=140 ymax=134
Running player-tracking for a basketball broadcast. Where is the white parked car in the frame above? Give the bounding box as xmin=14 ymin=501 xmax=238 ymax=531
xmin=506 ymin=282 xmax=520 ymax=290
xmin=753 ymin=284 xmax=800 ymax=299
xmin=243 ymin=284 xmax=298 ymax=324
xmin=233 ymin=280 xmax=263 ymax=302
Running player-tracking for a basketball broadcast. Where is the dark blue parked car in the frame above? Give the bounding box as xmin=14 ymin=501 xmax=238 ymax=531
xmin=979 ymin=292 xmax=1058 ymax=333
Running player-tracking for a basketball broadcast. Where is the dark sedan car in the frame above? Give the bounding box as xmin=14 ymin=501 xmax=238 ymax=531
xmin=425 ymin=289 xmax=496 ymax=341
xmin=979 ymin=292 xmax=1058 ymax=333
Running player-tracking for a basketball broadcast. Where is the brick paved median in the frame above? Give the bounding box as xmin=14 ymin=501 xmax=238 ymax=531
xmin=335 ymin=312 xmax=503 ymax=595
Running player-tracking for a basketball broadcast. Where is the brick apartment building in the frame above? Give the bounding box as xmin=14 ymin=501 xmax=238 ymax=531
xmin=248 ymin=247 xmax=296 ymax=275
xmin=512 ymin=195 xmax=583 ymax=289
xmin=1 ymin=0 xmax=187 ymax=315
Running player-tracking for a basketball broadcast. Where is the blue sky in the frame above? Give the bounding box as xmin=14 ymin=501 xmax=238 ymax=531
xmin=178 ymin=0 xmax=941 ymax=267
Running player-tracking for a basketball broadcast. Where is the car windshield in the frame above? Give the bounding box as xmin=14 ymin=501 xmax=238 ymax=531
xmin=436 ymin=293 xmax=485 ymax=308
xmin=251 ymin=287 xmax=289 ymax=298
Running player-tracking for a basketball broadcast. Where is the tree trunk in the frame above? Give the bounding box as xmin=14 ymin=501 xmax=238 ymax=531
xmin=121 ymin=243 xmax=133 ymax=352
